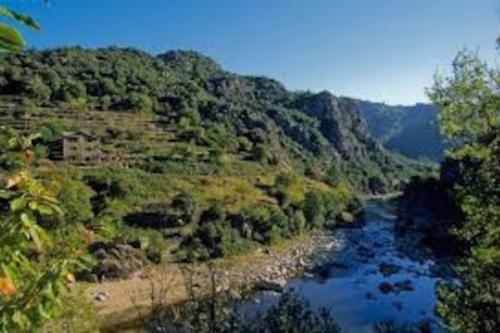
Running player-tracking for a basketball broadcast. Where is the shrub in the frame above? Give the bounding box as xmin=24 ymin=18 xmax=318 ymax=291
xmin=251 ymin=143 xmax=272 ymax=165
xmin=243 ymin=206 xmax=272 ymax=237
xmin=291 ymin=209 xmax=306 ymax=235
xmin=128 ymin=92 xmax=153 ymax=113
xmin=200 ymin=203 xmax=226 ymax=224
xmin=143 ymin=156 xmax=170 ymax=173
xmin=172 ymin=191 xmax=198 ymax=224
xmin=322 ymin=190 xmax=345 ymax=219
xmin=302 ymin=191 xmax=326 ymax=228
xmin=241 ymin=206 xmax=292 ymax=243
xmin=48 ymin=168 xmax=95 ymax=225
xmin=237 ymin=136 xmax=253 ymax=152
xmin=118 ymin=226 xmax=166 ymax=262
xmin=274 ymin=172 xmax=299 ymax=190
xmin=195 ymin=220 xmax=246 ymax=258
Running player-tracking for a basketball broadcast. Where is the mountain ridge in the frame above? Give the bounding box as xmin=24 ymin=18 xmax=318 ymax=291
xmin=357 ymin=100 xmax=448 ymax=161
xmin=0 ymin=47 xmax=431 ymax=192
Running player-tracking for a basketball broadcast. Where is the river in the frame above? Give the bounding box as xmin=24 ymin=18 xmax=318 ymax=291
xmin=250 ymin=201 xmax=450 ymax=333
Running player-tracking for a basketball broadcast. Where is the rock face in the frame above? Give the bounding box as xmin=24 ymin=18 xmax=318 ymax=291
xmin=358 ymin=101 xmax=448 ymax=161
xmin=293 ymin=92 xmax=382 ymax=161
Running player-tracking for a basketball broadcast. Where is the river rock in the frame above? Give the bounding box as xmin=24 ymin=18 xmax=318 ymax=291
xmin=93 ymin=291 xmax=110 ymax=302
xmin=378 ymin=262 xmax=401 ymax=276
xmin=379 ymin=281 xmax=395 ymax=294
xmin=324 ymin=220 xmax=338 ymax=229
xmin=255 ymin=279 xmax=286 ymax=292
xmin=312 ymin=264 xmax=331 ymax=279
xmin=339 ymin=211 xmax=355 ymax=224
xmin=394 ymin=279 xmax=415 ymax=292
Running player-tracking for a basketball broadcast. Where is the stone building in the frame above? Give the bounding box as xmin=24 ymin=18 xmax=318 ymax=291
xmin=50 ymin=131 xmax=103 ymax=164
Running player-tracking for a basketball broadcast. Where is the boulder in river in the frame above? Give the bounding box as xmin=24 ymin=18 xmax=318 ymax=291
xmin=394 ymin=279 xmax=415 ymax=292
xmin=379 ymin=281 xmax=395 ymax=294
xmin=340 ymin=211 xmax=355 ymax=224
xmin=255 ymin=279 xmax=286 ymax=292
xmin=378 ymin=262 xmax=401 ymax=277
xmin=334 ymin=211 xmax=359 ymax=228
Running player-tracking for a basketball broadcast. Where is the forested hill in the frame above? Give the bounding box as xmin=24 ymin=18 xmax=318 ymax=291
xmin=358 ymin=101 xmax=449 ymax=161
xmin=0 ymin=47 xmax=427 ymax=192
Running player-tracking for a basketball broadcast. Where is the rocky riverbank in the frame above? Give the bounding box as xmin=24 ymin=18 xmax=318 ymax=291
xmin=87 ymin=230 xmax=346 ymax=332
xmin=251 ymin=202 xmax=454 ymax=333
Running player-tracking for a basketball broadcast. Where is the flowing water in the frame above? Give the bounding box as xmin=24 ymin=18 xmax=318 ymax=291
xmin=251 ymin=201 xmax=451 ymax=333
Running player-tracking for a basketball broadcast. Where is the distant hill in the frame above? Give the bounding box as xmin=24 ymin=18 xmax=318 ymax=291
xmin=357 ymin=101 xmax=449 ymax=161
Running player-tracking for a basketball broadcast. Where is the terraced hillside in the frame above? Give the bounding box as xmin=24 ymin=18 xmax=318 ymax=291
xmin=0 ymin=47 xmax=431 ymax=192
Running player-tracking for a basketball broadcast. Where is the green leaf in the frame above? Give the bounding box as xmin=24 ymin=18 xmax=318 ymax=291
xmin=0 ymin=6 xmax=41 ymax=30
xmin=0 ymin=189 xmax=12 ymax=199
xmin=10 ymin=196 xmax=27 ymax=211
xmin=20 ymin=213 xmax=43 ymax=250
xmin=0 ymin=23 xmax=25 ymax=52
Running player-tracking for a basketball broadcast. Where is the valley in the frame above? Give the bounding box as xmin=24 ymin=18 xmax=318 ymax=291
xmin=0 ymin=33 xmax=497 ymax=333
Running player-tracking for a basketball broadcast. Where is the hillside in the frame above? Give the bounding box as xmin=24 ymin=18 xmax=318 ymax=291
xmin=0 ymin=47 xmax=429 ymax=192
xmin=358 ymin=101 xmax=449 ymax=161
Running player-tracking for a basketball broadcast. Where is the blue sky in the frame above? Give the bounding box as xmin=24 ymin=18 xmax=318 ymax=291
xmin=9 ymin=0 xmax=499 ymax=105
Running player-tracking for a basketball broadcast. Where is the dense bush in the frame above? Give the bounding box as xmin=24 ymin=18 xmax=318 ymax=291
xmin=181 ymin=185 xmax=359 ymax=261
xmin=171 ymin=191 xmax=199 ymax=225
xmin=47 ymin=167 xmax=95 ymax=225
xmin=303 ymin=191 xmax=327 ymax=228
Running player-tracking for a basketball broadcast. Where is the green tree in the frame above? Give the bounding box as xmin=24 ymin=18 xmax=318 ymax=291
xmin=25 ymin=76 xmax=51 ymax=104
xmin=128 ymin=92 xmax=153 ymax=113
xmin=59 ymin=79 xmax=86 ymax=102
xmin=428 ymin=48 xmax=499 ymax=333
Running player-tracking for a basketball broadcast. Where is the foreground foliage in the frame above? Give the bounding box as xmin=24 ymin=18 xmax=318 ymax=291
xmin=424 ymin=49 xmax=499 ymax=332
xmin=0 ymin=128 xmax=87 ymax=332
